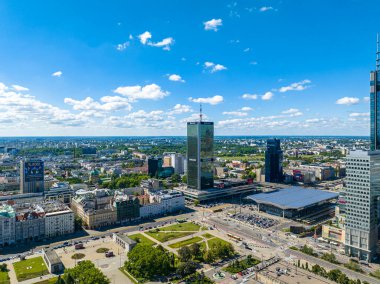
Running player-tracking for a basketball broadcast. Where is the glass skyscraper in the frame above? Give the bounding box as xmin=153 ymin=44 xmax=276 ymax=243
xmin=265 ymin=138 xmax=284 ymax=183
xmin=370 ymin=70 xmax=380 ymax=150
xmin=187 ymin=121 xmax=214 ymax=190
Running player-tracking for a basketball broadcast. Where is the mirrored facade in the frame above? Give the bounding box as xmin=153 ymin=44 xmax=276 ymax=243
xmin=187 ymin=122 xmax=214 ymax=190
xmin=370 ymin=71 xmax=380 ymax=150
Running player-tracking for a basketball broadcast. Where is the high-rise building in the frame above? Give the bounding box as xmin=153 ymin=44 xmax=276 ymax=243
xmin=265 ymin=139 xmax=283 ymax=183
xmin=370 ymin=35 xmax=380 ymax=150
xmin=344 ymin=150 xmax=380 ymax=261
xmin=20 ymin=159 xmax=45 ymax=194
xmin=147 ymin=157 xmax=163 ymax=178
xmin=187 ymin=121 xmax=214 ymax=190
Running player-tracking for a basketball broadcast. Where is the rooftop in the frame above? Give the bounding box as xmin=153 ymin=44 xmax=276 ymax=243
xmin=43 ymin=249 xmax=62 ymax=265
xmin=247 ymin=187 xmax=339 ymax=210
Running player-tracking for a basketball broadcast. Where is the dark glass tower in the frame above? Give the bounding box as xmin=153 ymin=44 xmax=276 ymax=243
xmin=265 ymin=138 xmax=283 ymax=183
xmin=187 ymin=121 xmax=214 ymax=190
xmin=20 ymin=159 xmax=45 ymax=193
xmin=370 ymin=35 xmax=380 ymax=150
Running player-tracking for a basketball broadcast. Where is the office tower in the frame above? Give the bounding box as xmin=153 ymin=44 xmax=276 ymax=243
xmin=344 ymin=150 xmax=380 ymax=261
xmin=167 ymin=153 xmax=185 ymax=174
xmin=371 ymin=34 xmax=380 ymax=150
xmin=265 ymin=138 xmax=283 ymax=183
xmin=147 ymin=157 xmax=163 ymax=178
xmin=187 ymin=120 xmax=214 ymax=190
xmin=20 ymin=159 xmax=45 ymax=194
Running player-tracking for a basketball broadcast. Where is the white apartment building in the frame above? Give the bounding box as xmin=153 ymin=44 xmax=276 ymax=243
xmin=344 ymin=150 xmax=380 ymax=261
xmin=140 ymin=190 xmax=185 ymax=219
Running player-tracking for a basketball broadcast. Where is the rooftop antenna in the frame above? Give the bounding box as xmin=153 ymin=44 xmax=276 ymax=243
xmin=377 ymin=33 xmax=380 ymax=71
xmin=199 ymin=103 xmax=203 ymax=122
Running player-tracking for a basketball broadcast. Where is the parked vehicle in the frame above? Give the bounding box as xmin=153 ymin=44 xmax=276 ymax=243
xmin=75 ymin=243 xmax=84 ymax=249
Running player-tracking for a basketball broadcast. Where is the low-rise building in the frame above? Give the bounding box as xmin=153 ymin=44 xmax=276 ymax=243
xmin=40 ymin=202 xmax=74 ymax=238
xmin=43 ymin=249 xmax=64 ymax=274
xmin=140 ymin=190 xmax=185 ymax=219
xmin=113 ymin=233 xmax=137 ymax=252
xmin=113 ymin=195 xmax=140 ymax=223
xmin=322 ymin=224 xmax=345 ymax=244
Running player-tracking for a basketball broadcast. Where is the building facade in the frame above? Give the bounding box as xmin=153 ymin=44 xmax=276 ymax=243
xmin=187 ymin=121 xmax=214 ymax=190
xmin=20 ymin=159 xmax=45 ymax=194
xmin=370 ymin=54 xmax=380 ymax=150
xmin=265 ymin=139 xmax=284 ymax=183
xmin=0 ymin=205 xmax=15 ymax=246
xmin=113 ymin=196 xmax=140 ymax=223
xmin=344 ymin=150 xmax=380 ymax=261
xmin=42 ymin=203 xmax=74 ymax=238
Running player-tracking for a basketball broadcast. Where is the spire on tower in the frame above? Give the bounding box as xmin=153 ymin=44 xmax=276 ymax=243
xmin=199 ymin=103 xmax=203 ymax=122
xmin=377 ymin=33 xmax=380 ymax=71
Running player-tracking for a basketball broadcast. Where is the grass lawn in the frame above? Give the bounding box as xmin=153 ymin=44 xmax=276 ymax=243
xmin=0 ymin=271 xmax=10 ymax=284
xmin=202 ymin=233 xmax=214 ymax=239
xmin=160 ymin=222 xmax=201 ymax=232
xmin=128 ymin=233 xmax=157 ymax=246
xmin=169 ymin=236 xmax=203 ymax=248
xmin=208 ymin=237 xmax=231 ymax=247
xmin=223 ymin=257 xmax=261 ymax=274
xmin=13 ymin=256 xmax=48 ymax=282
xmin=33 ymin=277 xmax=58 ymax=284
xmin=146 ymin=231 xmax=194 ymax=243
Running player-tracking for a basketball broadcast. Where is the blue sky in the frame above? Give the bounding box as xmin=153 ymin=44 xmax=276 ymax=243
xmin=0 ymin=0 xmax=377 ymax=136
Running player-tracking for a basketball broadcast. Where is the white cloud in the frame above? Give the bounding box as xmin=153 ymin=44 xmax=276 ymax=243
xmin=261 ymin=92 xmax=274 ymax=100
xmin=189 ymin=95 xmax=224 ymax=105
xmin=52 ymin=71 xmax=62 ymax=77
xmin=114 ymin=84 xmax=169 ymax=101
xmin=243 ymin=48 xmax=250 ymax=52
xmin=116 ymin=41 xmax=130 ymax=51
xmin=249 ymin=61 xmax=258 ymax=65
xmin=282 ymin=108 xmax=303 ymax=117
xmin=204 ymin=61 xmax=227 ymax=73
xmin=279 ymin=80 xmax=311 ymax=93
xmin=223 ymin=111 xmax=248 ymax=117
xmin=12 ymin=85 xmax=29 ymax=92
xmin=138 ymin=31 xmax=152 ymax=44
xmin=241 ymin=107 xmax=252 ymax=111
xmin=204 ymin=18 xmax=223 ymax=31
xmin=64 ymin=96 xmax=132 ymax=112
xmin=259 ymin=6 xmax=273 ymax=12
xmin=168 ymin=74 xmax=185 ymax=82
xmin=349 ymin=112 xmax=370 ymax=117
xmin=336 ymin=97 xmax=360 ymax=105
xmin=149 ymin=37 xmax=174 ymax=50
xmin=363 ymin=96 xmax=370 ymax=103
xmin=169 ymin=104 xmax=192 ymax=115
xmin=242 ymin=93 xmax=258 ymax=100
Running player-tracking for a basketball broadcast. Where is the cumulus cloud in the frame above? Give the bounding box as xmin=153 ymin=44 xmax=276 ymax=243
xmin=168 ymin=74 xmax=185 ymax=82
xmin=279 ymin=80 xmax=311 ymax=93
xmin=363 ymin=96 xmax=370 ymax=103
xmin=169 ymin=104 xmax=192 ymax=115
xmin=114 ymin=84 xmax=169 ymax=100
xmin=138 ymin=31 xmax=152 ymax=44
xmin=282 ymin=108 xmax=303 ymax=117
xmin=64 ymin=96 xmax=132 ymax=112
xmin=223 ymin=111 xmax=248 ymax=117
xmin=242 ymin=93 xmax=258 ymax=100
xmin=259 ymin=6 xmax=273 ymax=12
xmin=349 ymin=112 xmax=370 ymax=117
xmin=336 ymin=97 xmax=360 ymax=105
xmin=189 ymin=95 xmax=224 ymax=105
xmin=52 ymin=71 xmax=62 ymax=77
xmin=12 ymin=85 xmax=29 ymax=92
xmin=204 ymin=61 xmax=227 ymax=73
xmin=241 ymin=107 xmax=252 ymax=111
xmin=261 ymin=92 xmax=274 ymax=100
xmin=204 ymin=18 xmax=223 ymax=31
xmin=116 ymin=41 xmax=130 ymax=51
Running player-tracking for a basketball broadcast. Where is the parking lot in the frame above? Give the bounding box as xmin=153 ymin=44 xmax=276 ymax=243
xmin=228 ymin=212 xmax=280 ymax=229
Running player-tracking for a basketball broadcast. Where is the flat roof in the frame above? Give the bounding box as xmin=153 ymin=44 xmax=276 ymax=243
xmin=247 ymin=187 xmax=339 ymax=210
xmin=44 ymin=249 xmax=62 ymax=265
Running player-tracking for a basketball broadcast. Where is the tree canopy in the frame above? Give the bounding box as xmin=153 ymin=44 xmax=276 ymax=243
xmin=63 ymin=261 xmax=109 ymax=284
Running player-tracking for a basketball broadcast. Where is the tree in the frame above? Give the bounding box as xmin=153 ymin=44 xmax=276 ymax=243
xmin=176 ymin=261 xmax=198 ymax=278
xmin=203 ymin=250 xmax=216 ymax=263
xmin=63 ymin=261 xmax=110 ymax=284
xmin=193 ymin=200 xmax=200 ymax=206
xmin=189 ymin=243 xmax=201 ymax=259
xmin=124 ymin=244 xmax=173 ymax=280
xmin=181 ymin=175 xmax=187 ymax=183
xmin=321 ymin=252 xmax=339 ymax=264
xmin=0 ymin=263 xmax=7 ymax=272
xmin=171 ymin=173 xmax=181 ymax=183
xmin=178 ymin=246 xmax=192 ymax=262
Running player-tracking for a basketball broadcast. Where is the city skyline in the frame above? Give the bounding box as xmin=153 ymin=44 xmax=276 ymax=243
xmin=0 ymin=1 xmax=378 ymax=136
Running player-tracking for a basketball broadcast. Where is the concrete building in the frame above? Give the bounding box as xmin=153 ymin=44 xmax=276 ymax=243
xmin=140 ymin=190 xmax=185 ymax=219
xmin=15 ymin=206 xmax=45 ymax=243
xmin=0 ymin=205 xmax=15 ymax=246
xmin=44 ymin=182 xmax=74 ymax=204
xmin=113 ymin=233 xmax=137 ymax=252
xmin=43 ymin=249 xmax=64 ymax=274
xmin=20 ymin=159 xmax=45 ymax=194
xmin=113 ymin=195 xmax=140 ymax=223
xmin=71 ymin=189 xmax=117 ymax=229
xmin=41 ymin=202 xmax=74 ymax=238
xmin=322 ymin=225 xmax=345 ymax=244
xmin=344 ymin=150 xmax=380 ymax=261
